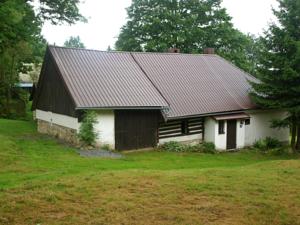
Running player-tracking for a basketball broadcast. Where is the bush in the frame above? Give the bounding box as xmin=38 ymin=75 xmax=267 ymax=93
xmin=253 ymin=139 xmax=265 ymax=149
xmin=0 ymin=99 xmax=27 ymax=119
xmin=159 ymin=141 xmax=186 ymax=152
xmin=253 ymin=137 xmax=282 ymax=152
xmin=264 ymin=137 xmax=281 ymax=149
xmin=159 ymin=141 xmax=216 ymax=154
xmin=0 ymin=89 xmax=29 ymax=120
xmin=269 ymin=147 xmax=289 ymax=156
xmin=201 ymin=142 xmax=216 ymax=154
xmin=101 ymin=144 xmax=111 ymax=151
xmin=78 ymin=111 xmax=98 ymax=146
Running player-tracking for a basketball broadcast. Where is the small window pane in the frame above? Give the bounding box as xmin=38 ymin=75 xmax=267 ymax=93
xmin=245 ymin=119 xmax=250 ymax=125
xmin=218 ymin=120 xmax=225 ymax=134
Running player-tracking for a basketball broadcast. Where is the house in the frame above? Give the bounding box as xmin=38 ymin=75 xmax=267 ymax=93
xmin=32 ymin=46 xmax=289 ymax=151
xmin=17 ymin=72 xmax=34 ymax=93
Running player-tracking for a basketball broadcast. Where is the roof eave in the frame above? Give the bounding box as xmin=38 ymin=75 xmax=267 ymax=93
xmin=166 ymin=108 xmax=258 ymax=120
xmin=75 ymin=106 xmax=168 ymax=110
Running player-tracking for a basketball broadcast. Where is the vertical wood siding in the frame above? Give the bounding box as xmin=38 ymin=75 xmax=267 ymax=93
xmin=33 ymin=52 xmax=78 ymax=117
xmin=115 ymin=110 xmax=160 ymax=150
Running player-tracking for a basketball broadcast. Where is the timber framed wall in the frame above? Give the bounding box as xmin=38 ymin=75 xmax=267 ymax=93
xmin=158 ymin=117 xmax=204 ymax=144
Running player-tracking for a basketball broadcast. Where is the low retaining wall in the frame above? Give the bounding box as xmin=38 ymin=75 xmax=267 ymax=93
xmin=37 ymin=119 xmax=79 ymax=145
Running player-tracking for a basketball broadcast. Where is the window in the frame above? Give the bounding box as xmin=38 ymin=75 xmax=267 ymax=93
xmin=218 ymin=120 xmax=225 ymax=134
xmin=245 ymin=119 xmax=250 ymax=125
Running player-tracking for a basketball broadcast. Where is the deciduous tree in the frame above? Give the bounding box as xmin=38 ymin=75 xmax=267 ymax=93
xmin=0 ymin=0 xmax=84 ymax=117
xmin=115 ymin=0 xmax=258 ymax=74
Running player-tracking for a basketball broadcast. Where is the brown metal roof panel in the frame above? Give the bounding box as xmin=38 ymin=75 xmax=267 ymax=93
xmin=131 ymin=52 xmax=256 ymax=118
xmin=49 ymin=46 xmax=169 ymax=108
xmin=48 ymin=46 xmax=256 ymax=118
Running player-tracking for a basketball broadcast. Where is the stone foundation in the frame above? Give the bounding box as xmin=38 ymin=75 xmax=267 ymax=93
xmin=37 ymin=119 xmax=79 ymax=145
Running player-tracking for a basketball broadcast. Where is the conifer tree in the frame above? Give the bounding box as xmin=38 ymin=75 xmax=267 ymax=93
xmin=250 ymin=0 xmax=300 ymax=151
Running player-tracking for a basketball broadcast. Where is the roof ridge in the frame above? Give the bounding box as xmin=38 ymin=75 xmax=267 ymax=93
xmin=48 ymin=45 xmax=218 ymax=57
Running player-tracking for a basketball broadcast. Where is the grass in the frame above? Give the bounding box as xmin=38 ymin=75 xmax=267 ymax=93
xmin=0 ymin=118 xmax=300 ymax=225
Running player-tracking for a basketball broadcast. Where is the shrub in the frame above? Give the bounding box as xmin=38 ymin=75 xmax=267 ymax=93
xmin=253 ymin=139 xmax=265 ymax=149
xmin=78 ymin=111 xmax=98 ymax=146
xmin=101 ymin=144 xmax=111 ymax=151
xmin=159 ymin=141 xmax=216 ymax=154
xmin=253 ymin=137 xmax=282 ymax=152
xmin=269 ymin=147 xmax=289 ymax=156
xmin=264 ymin=137 xmax=281 ymax=149
xmin=159 ymin=141 xmax=186 ymax=152
xmin=0 ymin=89 xmax=29 ymax=120
xmin=185 ymin=144 xmax=202 ymax=152
xmin=201 ymin=142 xmax=216 ymax=154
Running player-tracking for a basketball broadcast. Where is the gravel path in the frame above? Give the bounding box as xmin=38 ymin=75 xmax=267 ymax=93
xmin=78 ymin=149 xmax=123 ymax=158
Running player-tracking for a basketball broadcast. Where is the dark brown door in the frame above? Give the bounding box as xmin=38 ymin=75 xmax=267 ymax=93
xmin=115 ymin=110 xmax=159 ymax=151
xmin=226 ymin=120 xmax=237 ymax=149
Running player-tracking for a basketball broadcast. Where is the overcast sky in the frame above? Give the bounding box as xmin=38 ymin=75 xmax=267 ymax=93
xmin=42 ymin=0 xmax=279 ymax=50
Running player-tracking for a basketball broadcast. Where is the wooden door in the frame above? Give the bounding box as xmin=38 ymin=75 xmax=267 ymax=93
xmin=115 ymin=110 xmax=159 ymax=150
xmin=226 ymin=120 xmax=237 ymax=149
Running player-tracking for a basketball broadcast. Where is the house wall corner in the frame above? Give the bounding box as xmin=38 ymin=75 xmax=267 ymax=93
xmin=94 ymin=110 xmax=115 ymax=149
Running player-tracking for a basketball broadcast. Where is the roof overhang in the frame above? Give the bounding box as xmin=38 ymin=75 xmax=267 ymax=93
xmin=213 ymin=113 xmax=250 ymax=121
xmin=166 ymin=109 xmax=253 ymax=121
xmin=75 ymin=106 xmax=166 ymax=110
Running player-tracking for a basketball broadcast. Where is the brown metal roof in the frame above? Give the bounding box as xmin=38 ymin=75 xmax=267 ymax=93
xmin=48 ymin=46 xmax=257 ymax=119
xmin=49 ymin=46 xmax=169 ymax=109
xmin=131 ymin=52 xmax=257 ymax=118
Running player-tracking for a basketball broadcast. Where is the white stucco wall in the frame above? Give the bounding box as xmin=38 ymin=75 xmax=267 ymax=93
xmin=94 ymin=110 xmax=115 ymax=149
xmin=245 ymin=110 xmax=289 ymax=146
xmin=36 ymin=109 xmax=80 ymax=130
xmin=236 ymin=119 xmax=246 ymax=148
xmin=36 ymin=109 xmax=115 ymax=148
xmin=215 ymin=120 xmax=227 ymax=150
xmin=204 ymin=110 xmax=289 ymax=151
xmin=204 ymin=117 xmax=227 ymax=150
xmin=214 ymin=119 xmax=245 ymax=150
xmin=204 ymin=117 xmax=215 ymax=143
xmin=159 ymin=133 xmax=202 ymax=145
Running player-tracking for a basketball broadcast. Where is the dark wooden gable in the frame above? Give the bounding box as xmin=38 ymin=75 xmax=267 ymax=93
xmin=32 ymin=49 xmax=77 ymax=117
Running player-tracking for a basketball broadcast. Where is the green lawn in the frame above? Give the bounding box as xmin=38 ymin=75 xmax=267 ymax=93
xmin=0 ymin=118 xmax=299 ymax=225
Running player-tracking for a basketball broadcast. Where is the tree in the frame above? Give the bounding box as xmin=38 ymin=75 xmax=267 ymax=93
xmin=64 ymin=36 xmax=85 ymax=48
xmin=0 ymin=1 xmax=44 ymax=117
xmin=0 ymin=0 xmax=84 ymax=118
xmin=115 ymin=0 xmax=258 ymax=74
xmin=250 ymin=0 xmax=300 ymax=152
xmin=36 ymin=0 xmax=85 ymax=25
